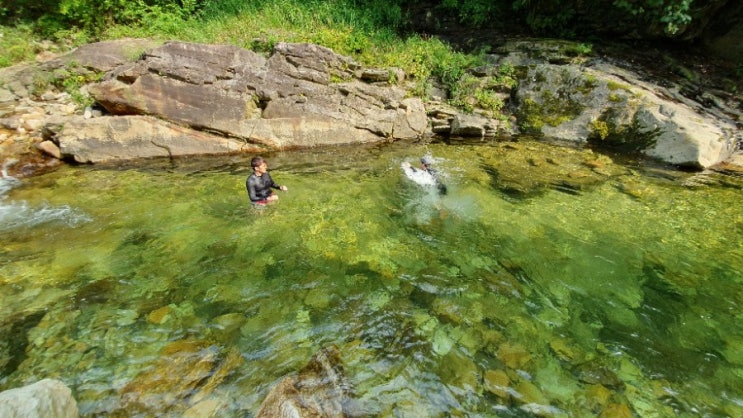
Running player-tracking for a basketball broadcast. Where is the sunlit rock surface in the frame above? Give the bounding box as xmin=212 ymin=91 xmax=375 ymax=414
xmin=51 ymin=115 xmax=259 ymax=163
xmin=0 ymin=379 xmax=78 ymax=418
xmin=88 ymin=41 xmax=428 ymax=149
xmin=515 ymin=61 xmax=739 ymax=169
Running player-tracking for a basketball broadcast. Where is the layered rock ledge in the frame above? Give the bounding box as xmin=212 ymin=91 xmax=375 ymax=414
xmin=0 ymin=38 xmax=741 ymax=175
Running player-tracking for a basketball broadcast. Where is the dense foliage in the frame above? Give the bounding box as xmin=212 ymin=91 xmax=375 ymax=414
xmin=0 ymin=0 xmax=724 ymax=41
xmin=0 ymin=0 xmax=738 ymax=99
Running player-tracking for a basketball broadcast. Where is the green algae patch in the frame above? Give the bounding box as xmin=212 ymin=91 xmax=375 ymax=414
xmin=476 ymin=140 xmax=625 ymax=199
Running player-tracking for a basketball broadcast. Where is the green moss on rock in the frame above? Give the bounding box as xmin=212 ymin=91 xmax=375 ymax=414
xmin=588 ymin=109 xmax=662 ymax=153
xmin=518 ymin=88 xmax=584 ymax=134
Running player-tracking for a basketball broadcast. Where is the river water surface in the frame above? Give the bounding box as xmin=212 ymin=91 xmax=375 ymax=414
xmin=1 ymin=140 xmax=742 ymax=417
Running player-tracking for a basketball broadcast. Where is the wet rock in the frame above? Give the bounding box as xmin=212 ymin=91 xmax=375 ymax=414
xmin=36 ymin=140 xmax=61 ymax=159
xmin=0 ymin=378 xmax=79 ymax=418
xmin=535 ymin=358 xmax=581 ymax=404
xmin=513 ymin=379 xmax=549 ymax=406
xmin=721 ymin=335 xmax=743 ymax=366
xmin=51 ymin=115 xmax=259 ymax=163
xmin=483 ymin=369 xmax=511 ymax=399
xmin=713 ymin=152 xmax=743 ymax=172
xmin=191 ymin=347 xmax=244 ymax=404
xmin=305 ymin=287 xmax=333 ymax=309
xmin=478 ymin=141 xmax=624 ymax=198
xmin=515 ymin=61 xmax=738 ymax=168
xmin=22 ymin=114 xmax=45 ymax=132
xmin=440 ymin=349 xmax=479 ymax=389
xmin=431 ymin=325 xmax=456 ymax=356
xmin=582 ymin=384 xmax=612 ymax=412
xmin=209 ymin=313 xmax=246 ymax=342
xmin=497 ymin=342 xmax=532 ymax=370
xmin=146 ymin=306 xmax=172 ymax=325
xmin=573 ymin=360 xmax=624 ymax=389
xmin=118 ymin=339 xmax=241 ymax=416
xmin=183 ymin=397 xmax=229 ymax=418
xmin=548 ymin=336 xmax=583 ymax=363
xmin=255 ymin=345 xmax=354 ymax=418
xmin=598 ymin=403 xmax=633 ymax=418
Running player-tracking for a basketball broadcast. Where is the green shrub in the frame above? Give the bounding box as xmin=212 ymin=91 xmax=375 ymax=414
xmin=0 ymin=24 xmax=39 ymax=66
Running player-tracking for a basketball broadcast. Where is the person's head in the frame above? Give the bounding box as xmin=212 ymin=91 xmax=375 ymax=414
xmin=251 ymin=156 xmax=267 ymax=173
xmin=420 ymin=156 xmax=433 ymax=168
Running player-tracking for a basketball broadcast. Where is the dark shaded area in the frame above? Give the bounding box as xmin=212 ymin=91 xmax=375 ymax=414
xmin=402 ymin=1 xmax=743 ymax=107
xmin=2 ymin=311 xmax=46 ymax=377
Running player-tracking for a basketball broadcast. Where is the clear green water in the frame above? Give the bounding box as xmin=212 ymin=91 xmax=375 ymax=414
xmin=1 ymin=140 xmax=742 ymax=417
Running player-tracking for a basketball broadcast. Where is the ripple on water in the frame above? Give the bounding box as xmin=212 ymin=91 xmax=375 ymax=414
xmin=1 ymin=142 xmax=742 ymax=417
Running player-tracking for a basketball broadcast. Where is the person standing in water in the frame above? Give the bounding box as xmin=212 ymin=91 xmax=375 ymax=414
xmin=246 ymin=156 xmax=287 ymax=205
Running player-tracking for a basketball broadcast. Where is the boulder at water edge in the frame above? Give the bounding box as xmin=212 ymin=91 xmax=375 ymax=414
xmin=0 ymin=378 xmax=78 ymax=418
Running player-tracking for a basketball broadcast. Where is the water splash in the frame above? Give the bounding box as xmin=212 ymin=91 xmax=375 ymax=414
xmin=0 ymin=175 xmax=92 ymax=233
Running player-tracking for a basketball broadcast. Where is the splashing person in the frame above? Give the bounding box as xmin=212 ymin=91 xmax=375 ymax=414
xmin=402 ymin=155 xmax=447 ymax=195
xmin=246 ymin=156 xmax=288 ymax=205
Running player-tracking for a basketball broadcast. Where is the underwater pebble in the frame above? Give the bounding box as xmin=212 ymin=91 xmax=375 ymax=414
xmin=432 ymin=326 xmax=455 ymax=356
xmin=483 ymin=369 xmax=511 ymax=399
xmin=514 ymin=379 xmax=549 ymax=406
xmin=582 ymin=384 xmax=612 ymax=411
xmin=114 ymin=309 xmax=139 ymax=327
xmin=147 ymin=306 xmax=172 ymax=324
xmin=598 ymin=403 xmax=633 ymax=418
xmin=497 ymin=342 xmax=533 ymax=369
xmin=304 ymin=287 xmax=332 ymax=309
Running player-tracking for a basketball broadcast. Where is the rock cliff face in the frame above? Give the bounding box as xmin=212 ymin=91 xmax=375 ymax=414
xmin=86 ymin=41 xmax=427 ymax=153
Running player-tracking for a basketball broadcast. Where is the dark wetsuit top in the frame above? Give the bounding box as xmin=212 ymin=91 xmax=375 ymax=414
xmin=246 ymin=172 xmax=280 ymax=203
xmin=422 ymin=167 xmax=448 ymax=195
xmin=429 ymin=168 xmax=448 ymax=195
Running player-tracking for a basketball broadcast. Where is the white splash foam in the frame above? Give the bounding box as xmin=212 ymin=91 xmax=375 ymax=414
xmin=0 ymin=175 xmax=92 ymax=233
xmin=401 ymin=161 xmax=437 ymax=186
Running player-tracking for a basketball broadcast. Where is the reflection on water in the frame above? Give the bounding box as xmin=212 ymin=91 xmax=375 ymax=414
xmin=1 ymin=140 xmax=742 ymax=417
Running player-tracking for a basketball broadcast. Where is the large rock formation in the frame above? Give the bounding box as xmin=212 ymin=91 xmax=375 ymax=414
xmin=514 ymin=62 xmax=738 ymax=168
xmin=52 ymin=115 xmax=260 ymax=163
xmin=1 ymin=38 xmax=741 ymax=172
xmin=504 ymin=41 xmax=741 ymax=168
xmin=82 ymin=41 xmax=427 ymax=155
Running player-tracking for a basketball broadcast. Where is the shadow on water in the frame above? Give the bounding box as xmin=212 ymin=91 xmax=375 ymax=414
xmin=2 ymin=311 xmax=46 ymax=377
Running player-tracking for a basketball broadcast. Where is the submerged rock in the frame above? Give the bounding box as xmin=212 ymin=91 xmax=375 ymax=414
xmin=255 ymin=345 xmax=355 ymax=418
xmin=476 ymin=142 xmax=625 ymax=198
xmin=483 ymin=369 xmax=511 ymax=399
xmin=117 ymin=340 xmax=243 ymax=416
xmin=573 ymin=360 xmax=624 ymax=389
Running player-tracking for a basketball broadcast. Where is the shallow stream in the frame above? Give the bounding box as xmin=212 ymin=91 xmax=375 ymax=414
xmin=1 ymin=139 xmax=742 ymax=417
